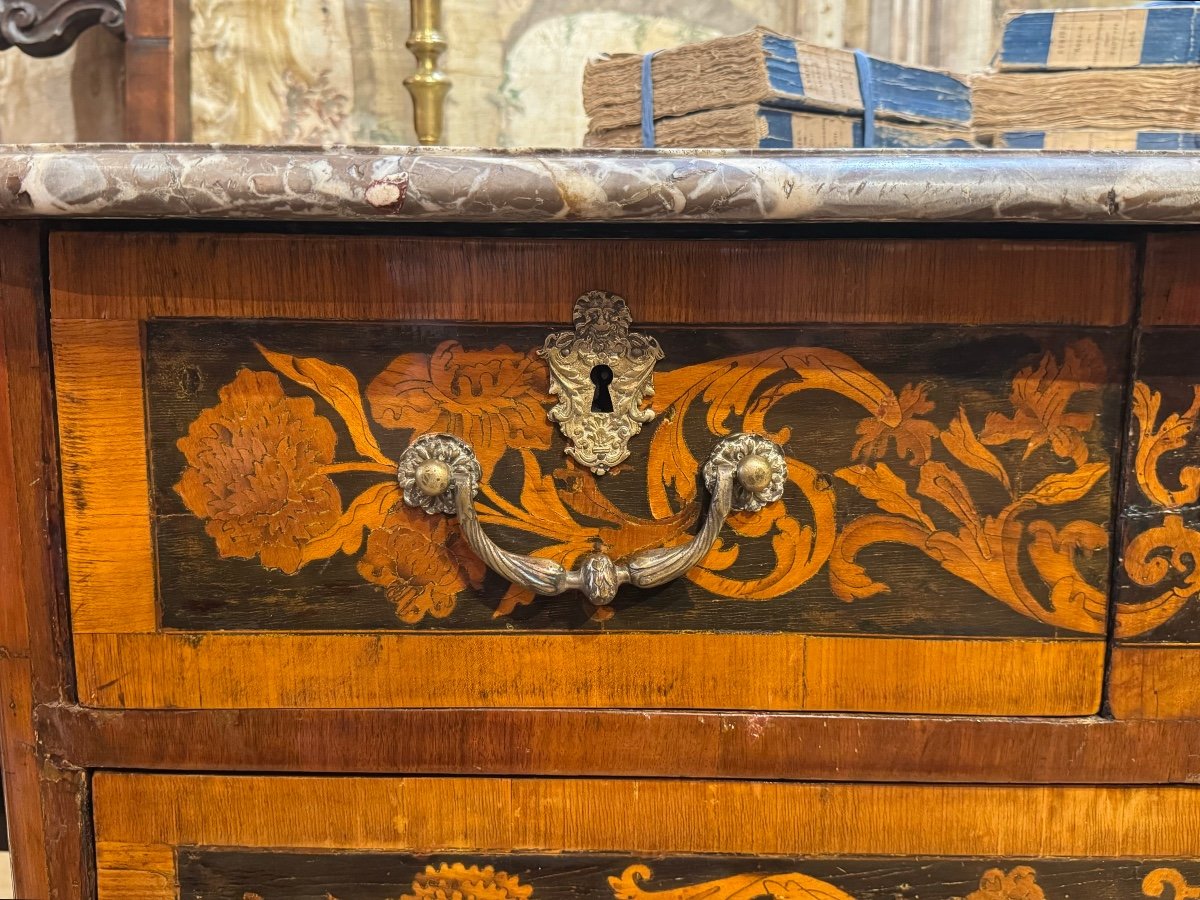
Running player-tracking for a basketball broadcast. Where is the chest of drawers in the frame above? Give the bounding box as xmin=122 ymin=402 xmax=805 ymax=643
xmin=3 ymin=148 xmax=1200 ymax=899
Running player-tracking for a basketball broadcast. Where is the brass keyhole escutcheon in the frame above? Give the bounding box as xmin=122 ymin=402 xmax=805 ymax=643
xmin=540 ymin=291 xmax=663 ymax=474
xmin=590 ymin=364 xmax=614 ymax=413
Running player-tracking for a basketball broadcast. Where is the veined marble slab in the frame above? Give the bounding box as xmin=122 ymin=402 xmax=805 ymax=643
xmin=1 ymin=146 xmax=1200 ymax=223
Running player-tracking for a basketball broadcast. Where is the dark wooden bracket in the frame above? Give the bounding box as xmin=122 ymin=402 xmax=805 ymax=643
xmin=0 ymin=0 xmax=125 ymax=57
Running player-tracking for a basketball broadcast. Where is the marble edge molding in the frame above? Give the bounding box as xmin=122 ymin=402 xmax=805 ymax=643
xmin=1 ymin=145 xmax=1200 ymax=223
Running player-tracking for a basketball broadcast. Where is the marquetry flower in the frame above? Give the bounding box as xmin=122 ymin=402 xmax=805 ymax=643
xmin=175 ymin=369 xmax=341 ymax=574
xmin=967 ymin=866 xmax=1045 ymax=900
xmin=852 ymin=383 xmax=940 ymax=465
xmin=357 ymin=510 xmax=486 ymax=623
xmin=979 ymin=340 xmax=1104 ymax=467
xmin=367 ymin=341 xmax=552 ymax=469
xmin=402 ymin=863 xmax=533 ymax=900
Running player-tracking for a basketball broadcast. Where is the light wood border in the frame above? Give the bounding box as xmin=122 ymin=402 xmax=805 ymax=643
xmin=53 ymin=319 xmax=156 ymax=633
xmin=1109 ymin=645 xmax=1200 ymax=719
xmin=73 ymin=631 xmax=1102 ymax=713
xmin=93 ymin=774 xmax=1200 ymax=898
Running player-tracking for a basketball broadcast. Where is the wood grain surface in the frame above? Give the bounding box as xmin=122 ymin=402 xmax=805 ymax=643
xmin=72 ymin=631 xmax=1103 ymax=713
xmin=1109 ymin=646 xmax=1200 ymax=719
xmin=52 ymin=319 xmax=156 ymax=633
xmin=0 ymin=223 xmax=91 ymax=899
xmin=92 ymin=773 xmax=1200 ymax=859
xmin=1142 ymin=233 xmax=1200 ymax=326
xmin=38 ymin=705 xmax=1200 ymax=784
xmin=123 ymin=0 xmax=191 ymax=141
xmin=49 ymin=233 xmax=1135 ymax=325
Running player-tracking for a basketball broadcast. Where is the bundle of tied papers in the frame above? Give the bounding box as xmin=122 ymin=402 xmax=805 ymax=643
xmin=583 ymin=27 xmax=975 ymax=150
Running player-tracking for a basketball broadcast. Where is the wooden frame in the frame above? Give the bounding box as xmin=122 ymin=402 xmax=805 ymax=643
xmin=0 ymin=223 xmax=91 ymax=899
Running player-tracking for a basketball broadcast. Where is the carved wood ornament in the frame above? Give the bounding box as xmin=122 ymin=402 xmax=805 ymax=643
xmin=0 ymin=0 xmax=124 ymax=57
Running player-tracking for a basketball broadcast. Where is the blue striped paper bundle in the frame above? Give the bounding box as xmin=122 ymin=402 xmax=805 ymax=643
xmin=584 ymin=105 xmax=976 ymax=150
xmin=998 ymin=4 xmax=1200 ymax=71
xmin=977 ymin=3 xmax=1200 ymax=148
xmin=997 ymin=130 xmax=1200 ymax=150
xmin=583 ymin=27 xmax=971 ymax=145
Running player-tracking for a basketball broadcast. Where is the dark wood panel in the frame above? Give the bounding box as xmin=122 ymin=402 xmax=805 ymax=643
xmin=49 ymin=232 xmax=1135 ymax=325
xmin=144 ymin=319 xmax=1126 ymax=639
xmin=38 ymin=705 xmax=1200 ymax=784
xmin=0 ymin=223 xmax=90 ymax=899
xmin=178 ymin=850 xmax=1200 ymax=900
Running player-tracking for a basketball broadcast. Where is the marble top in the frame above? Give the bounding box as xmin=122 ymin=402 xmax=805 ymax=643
xmin=2 ymin=145 xmax=1200 ymax=224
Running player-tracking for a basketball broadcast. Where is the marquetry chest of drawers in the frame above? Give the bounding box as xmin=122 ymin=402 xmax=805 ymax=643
xmin=4 ymin=148 xmax=1200 ymax=899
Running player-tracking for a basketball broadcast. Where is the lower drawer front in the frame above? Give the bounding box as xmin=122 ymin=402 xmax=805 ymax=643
xmin=94 ymin=774 xmax=1200 ymax=899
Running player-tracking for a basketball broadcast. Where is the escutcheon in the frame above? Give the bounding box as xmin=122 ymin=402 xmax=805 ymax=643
xmin=539 ymin=291 xmax=663 ymax=475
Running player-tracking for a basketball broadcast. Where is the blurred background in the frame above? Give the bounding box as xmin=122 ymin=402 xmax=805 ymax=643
xmin=0 ymin=0 xmax=1140 ymax=147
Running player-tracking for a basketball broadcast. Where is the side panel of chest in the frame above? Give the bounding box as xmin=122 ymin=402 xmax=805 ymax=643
xmin=51 ymin=232 xmax=1135 ymax=714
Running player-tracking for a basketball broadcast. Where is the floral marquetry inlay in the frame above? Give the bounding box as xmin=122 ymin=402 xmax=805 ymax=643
xmin=1116 ymin=377 xmax=1200 ymax=638
xmin=228 ymin=858 xmax=1072 ymax=899
xmin=164 ymin=324 xmax=1188 ymax=638
xmin=609 ymin=864 xmax=852 ymax=899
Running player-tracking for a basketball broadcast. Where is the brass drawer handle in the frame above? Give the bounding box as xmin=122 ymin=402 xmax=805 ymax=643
xmin=396 ymin=432 xmax=786 ymax=606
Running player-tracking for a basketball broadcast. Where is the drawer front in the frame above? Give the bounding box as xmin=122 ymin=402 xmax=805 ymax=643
xmin=93 ymin=773 xmax=1200 ymax=899
xmin=52 ymin=233 xmax=1138 ymax=714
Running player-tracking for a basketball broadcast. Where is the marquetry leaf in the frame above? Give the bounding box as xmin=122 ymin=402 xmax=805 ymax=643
xmin=256 ymin=342 xmax=392 ymax=465
xmin=836 ymin=462 xmax=934 ymax=530
xmin=850 ymin=382 xmax=940 ymax=466
xmin=1026 ymin=520 xmax=1108 ymax=626
xmin=609 ymin=863 xmax=853 ymax=900
xmin=917 ymin=461 xmax=982 ymax=531
xmin=828 ymin=515 xmax=932 ymax=602
xmin=941 ymin=407 xmax=1011 ymax=491
xmin=1131 ymin=381 xmax=1200 ymax=508
xmin=1022 ymin=461 xmax=1107 ymax=507
xmin=298 ymin=481 xmax=400 ymax=565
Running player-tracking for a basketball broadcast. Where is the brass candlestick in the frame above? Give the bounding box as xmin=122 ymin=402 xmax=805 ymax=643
xmin=405 ymin=0 xmax=450 ymax=145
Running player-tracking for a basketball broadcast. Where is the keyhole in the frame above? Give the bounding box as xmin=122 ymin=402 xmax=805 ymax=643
xmin=590 ymin=364 xmax=614 ymax=413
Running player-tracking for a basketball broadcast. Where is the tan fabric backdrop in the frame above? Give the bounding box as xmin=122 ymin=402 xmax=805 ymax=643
xmin=0 ymin=0 xmax=1138 ymax=146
